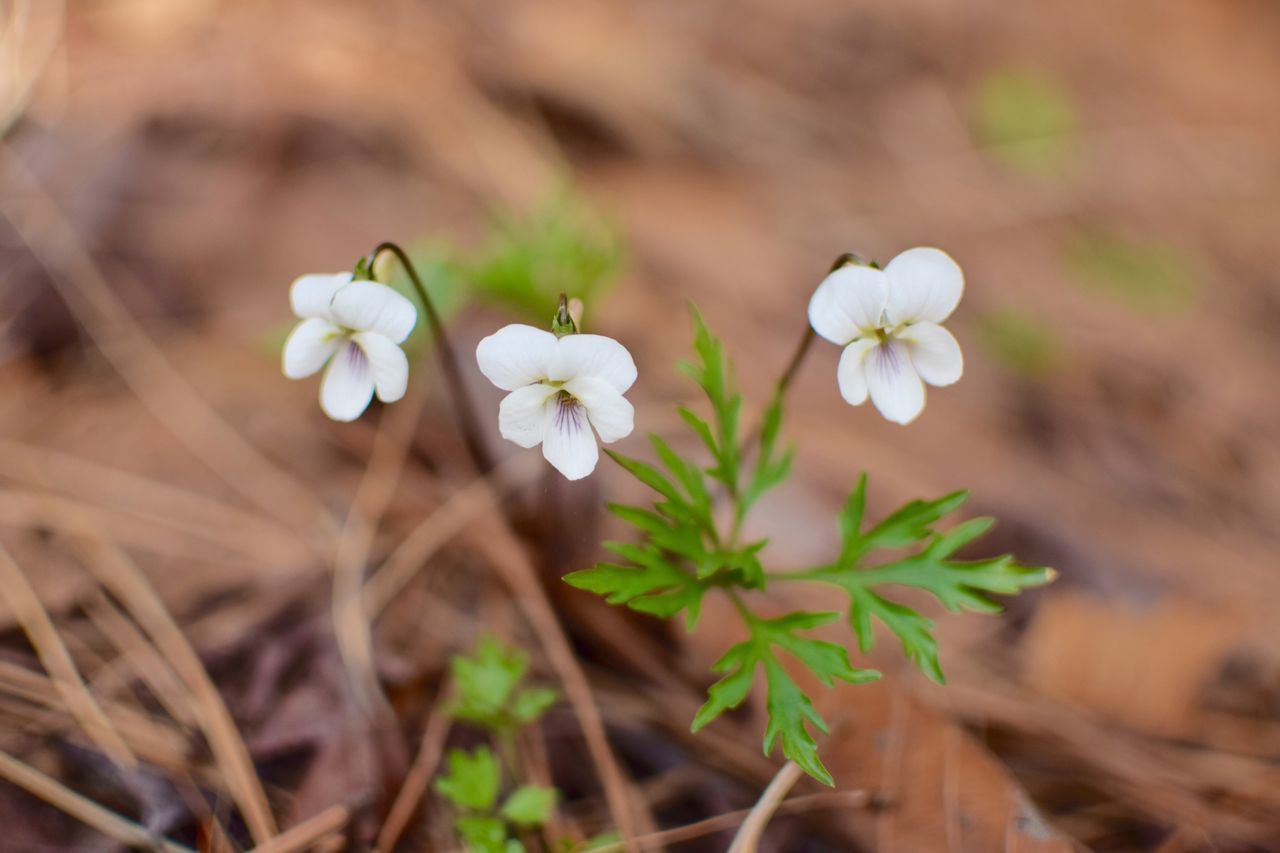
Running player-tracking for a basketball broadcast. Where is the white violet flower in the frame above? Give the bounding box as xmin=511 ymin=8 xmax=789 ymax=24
xmin=808 ymin=247 xmax=964 ymax=425
xmin=282 ymin=272 xmax=417 ymax=422
xmin=476 ymin=324 xmax=637 ymax=481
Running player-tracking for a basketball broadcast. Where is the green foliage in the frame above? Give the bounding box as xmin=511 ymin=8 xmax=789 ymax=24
xmin=974 ymin=309 xmax=1061 ymax=378
xmin=788 ymin=476 xmax=1055 ymax=685
xmin=394 ymin=187 xmax=620 ymax=346
xmin=437 ymin=747 xmax=501 ymax=812
xmin=692 ymin=611 xmax=878 ymax=785
xmin=975 ymin=68 xmax=1079 ymax=176
xmin=500 ymin=785 xmax=558 ymax=827
xmin=438 ymin=637 xmax=562 ymax=852
xmin=436 ymin=747 xmax=556 ymax=852
xmin=1067 ymin=228 xmax=1197 ymax=313
xmin=564 ymin=309 xmax=776 ymax=628
xmin=464 ymin=189 xmax=623 ymax=322
xmin=449 ymin=635 xmax=559 ymax=731
xmin=565 ymin=309 xmax=1054 ymax=786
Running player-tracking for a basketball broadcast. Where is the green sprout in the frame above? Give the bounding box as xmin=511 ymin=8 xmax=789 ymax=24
xmin=566 ymin=310 xmax=1053 ymax=785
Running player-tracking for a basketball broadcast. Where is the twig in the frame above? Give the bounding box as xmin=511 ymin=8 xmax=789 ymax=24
xmin=565 ymin=789 xmax=872 ymax=853
xmin=375 ymin=686 xmax=455 ymax=853
xmin=246 ymin=805 xmax=350 ymax=853
xmin=69 ymin=537 xmax=279 ymax=844
xmin=727 ymin=760 xmax=805 ymax=853
xmin=0 ymin=747 xmax=194 ymax=852
xmin=0 ymin=542 xmax=135 ymax=768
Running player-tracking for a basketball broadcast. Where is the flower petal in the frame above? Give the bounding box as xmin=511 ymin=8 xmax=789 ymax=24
xmin=866 ymin=339 xmax=926 ymax=425
xmin=330 ymin=281 xmax=417 ymax=343
xmin=563 ymin=376 xmax=634 ymax=443
xmin=352 ymin=332 xmax=410 ymax=403
xmin=807 ymin=264 xmax=889 ymax=344
xmin=498 ymin=383 xmax=559 ymax=448
xmin=884 ymin=247 xmax=964 ymax=324
xmin=899 ymin=322 xmax=963 ymax=387
xmin=282 ymin=318 xmax=341 ymax=379
xmin=542 ymin=395 xmax=599 ymax=480
xmin=836 ymin=338 xmax=877 ymax=406
xmin=320 ymin=340 xmax=376 ymax=422
xmin=476 ymin=324 xmax=559 ymax=391
xmin=550 ymin=334 xmax=637 ymax=393
xmin=290 ymin=273 xmax=352 ymax=321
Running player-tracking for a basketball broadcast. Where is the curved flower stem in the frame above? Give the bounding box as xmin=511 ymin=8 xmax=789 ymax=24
xmin=771 ymin=325 xmax=815 ymax=407
xmin=740 ymin=252 xmax=865 ymax=460
xmin=368 ymin=241 xmax=495 ymax=476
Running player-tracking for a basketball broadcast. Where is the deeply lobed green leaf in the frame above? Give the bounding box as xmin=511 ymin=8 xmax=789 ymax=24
xmin=810 ymin=478 xmax=1053 ymax=684
xmin=691 ymin=611 xmax=879 ymax=785
xmin=436 ymin=747 xmax=501 ymax=812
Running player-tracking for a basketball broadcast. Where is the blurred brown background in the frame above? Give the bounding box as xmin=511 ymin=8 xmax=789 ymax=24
xmin=2 ymin=1 xmax=1279 ymax=851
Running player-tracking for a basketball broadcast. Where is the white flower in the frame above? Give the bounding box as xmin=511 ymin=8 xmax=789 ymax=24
xmin=281 ymin=272 xmax=417 ymax=422
xmin=808 ymin=247 xmax=964 ymax=425
xmin=476 ymin=324 xmax=637 ymax=481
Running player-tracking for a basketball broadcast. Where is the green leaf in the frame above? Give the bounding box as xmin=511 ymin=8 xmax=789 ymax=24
xmin=456 ymin=815 xmax=517 ymax=853
xmin=839 ymin=484 xmax=968 ymax=565
xmin=677 ymin=307 xmax=741 ymax=493
xmin=742 ymin=392 xmax=793 ymax=513
xmin=564 ymin=550 xmax=711 ymax=630
xmin=511 ymin=687 xmax=559 ymax=724
xmin=501 ymin=785 xmax=558 ymax=827
xmin=761 ymin=657 xmax=834 ymax=786
xmin=436 ymin=747 xmax=501 ymax=812
xmin=811 ymin=476 xmax=1054 ymax=683
xmin=848 ymin=587 xmax=944 ymax=685
xmin=449 ymin=636 xmax=529 ymax=728
xmin=604 ymin=449 xmax=712 ymax=535
xmin=605 ymin=504 xmax=704 ymax=557
xmin=691 ymin=611 xmax=879 ymax=785
xmin=650 ymin=435 xmax=712 ymax=514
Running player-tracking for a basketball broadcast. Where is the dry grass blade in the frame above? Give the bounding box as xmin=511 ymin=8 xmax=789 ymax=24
xmin=585 ymin=789 xmax=873 ymax=853
xmin=0 ymin=0 xmax=64 ymax=140
xmin=361 ymin=452 xmax=539 ymax=619
xmin=0 ymin=746 xmax=194 ymax=853
xmin=0 ymin=488 xmax=270 ymax=567
xmin=375 ymin=688 xmax=454 ymax=853
xmin=0 ymin=541 xmax=135 ymax=768
xmin=0 ymin=144 xmax=333 ymax=540
xmin=727 ymin=760 xmax=804 ymax=853
xmin=70 ymin=537 xmax=279 ymax=844
xmin=467 ymin=517 xmax=644 ymax=846
xmin=333 ymin=394 xmax=421 ymax=709
xmin=247 ymin=805 xmax=350 ymax=853
xmin=0 ymin=660 xmax=189 ymax=770
xmin=84 ymin=590 xmax=199 ymax=729
xmin=0 ymin=439 xmax=313 ymax=564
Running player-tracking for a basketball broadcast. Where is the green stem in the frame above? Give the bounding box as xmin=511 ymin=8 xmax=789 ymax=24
xmin=368 ymin=241 xmax=496 ymax=476
xmin=739 ymin=252 xmax=867 ymax=461
xmin=725 ymin=588 xmax=758 ymax=627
